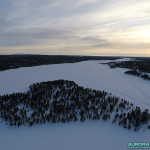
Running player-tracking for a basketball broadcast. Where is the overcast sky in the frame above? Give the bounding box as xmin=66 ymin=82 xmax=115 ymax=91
xmin=0 ymin=0 xmax=150 ymax=56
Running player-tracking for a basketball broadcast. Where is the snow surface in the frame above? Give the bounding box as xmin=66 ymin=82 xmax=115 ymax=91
xmin=0 ymin=120 xmax=150 ymax=150
xmin=0 ymin=59 xmax=150 ymax=109
xmin=0 ymin=59 xmax=150 ymax=150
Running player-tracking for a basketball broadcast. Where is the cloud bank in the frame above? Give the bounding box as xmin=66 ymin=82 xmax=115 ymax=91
xmin=0 ymin=0 xmax=150 ymax=56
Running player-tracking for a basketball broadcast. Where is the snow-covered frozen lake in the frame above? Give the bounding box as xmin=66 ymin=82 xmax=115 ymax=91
xmin=0 ymin=59 xmax=150 ymax=109
xmin=0 ymin=59 xmax=150 ymax=150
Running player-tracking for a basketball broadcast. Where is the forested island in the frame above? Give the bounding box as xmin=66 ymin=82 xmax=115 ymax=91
xmin=0 ymin=80 xmax=149 ymax=131
xmin=104 ymin=57 xmax=150 ymax=80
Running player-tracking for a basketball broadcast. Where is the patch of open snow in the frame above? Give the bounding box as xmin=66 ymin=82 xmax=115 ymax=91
xmin=0 ymin=120 xmax=149 ymax=150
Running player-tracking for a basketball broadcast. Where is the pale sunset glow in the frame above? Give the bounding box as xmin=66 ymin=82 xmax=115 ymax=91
xmin=0 ymin=0 xmax=150 ymax=56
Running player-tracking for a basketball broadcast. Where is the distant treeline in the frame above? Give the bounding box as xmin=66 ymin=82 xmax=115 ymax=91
xmin=0 ymin=55 xmax=120 ymax=71
xmin=0 ymin=80 xmax=149 ymax=131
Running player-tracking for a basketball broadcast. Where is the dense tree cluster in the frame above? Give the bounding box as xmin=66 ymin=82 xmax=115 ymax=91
xmin=125 ymin=70 xmax=150 ymax=80
xmin=0 ymin=55 xmax=119 ymax=71
xmin=0 ymin=80 xmax=149 ymax=131
xmin=105 ymin=58 xmax=150 ymax=80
